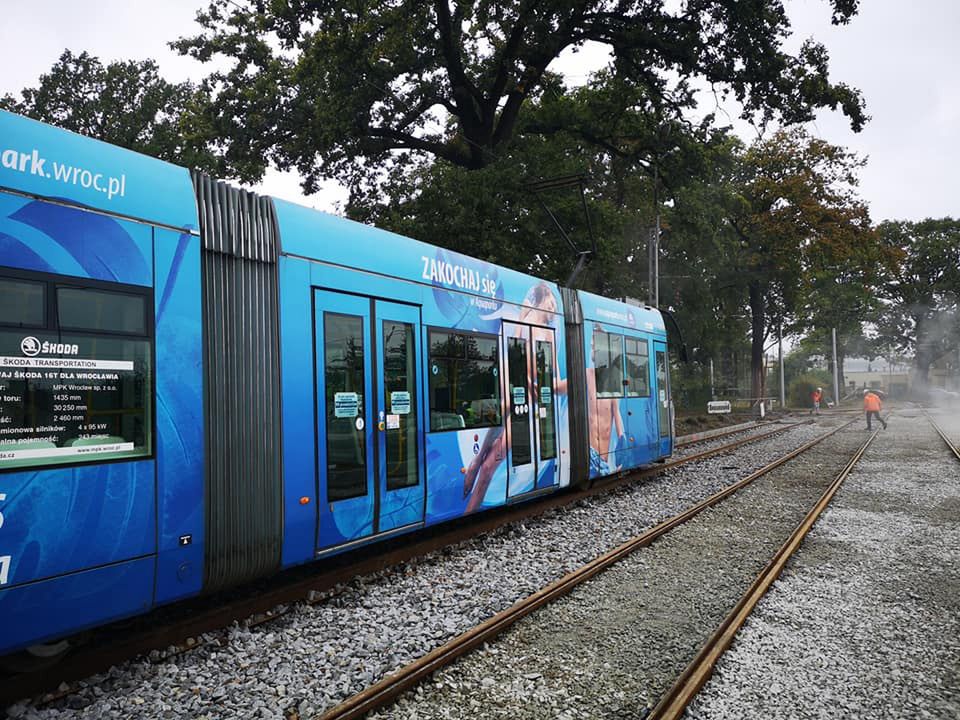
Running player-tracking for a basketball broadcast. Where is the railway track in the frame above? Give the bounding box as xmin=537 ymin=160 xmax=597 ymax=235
xmin=1 ymin=420 xmax=811 ymax=708
xmin=678 ymin=409 xmax=960 ymax=719
xmin=674 ymin=410 xmax=851 ymax=450
xmin=315 ymin=417 xmax=858 ymax=720
xmin=648 ymin=427 xmax=878 ymax=719
xmin=925 ymin=409 xmax=960 ymax=461
xmin=674 ymin=420 xmax=761 ymax=448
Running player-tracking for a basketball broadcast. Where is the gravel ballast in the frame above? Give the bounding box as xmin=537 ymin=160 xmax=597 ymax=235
xmin=365 ymin=423 xmax=868 ymax=719
xmin=9 ymin=421 xmax=835 ymax=719
xmin=686 ymin=412 xmax=960 ymax=720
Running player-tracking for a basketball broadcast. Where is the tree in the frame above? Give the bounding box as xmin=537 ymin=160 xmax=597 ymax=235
xmin=655 ymin=132 xmax=753 ymax=400
xmin=717 ymin=128 xmax=875 ymax=403
xmin=1 ymin=50 xmax=222 ymax=173
xmin=174 ymin=1 xmax=867 ymax=196
xmin=345 ymin=73 xmax=725 ymax=296
xmin=875 ymin=219 xmax=960 ymax=388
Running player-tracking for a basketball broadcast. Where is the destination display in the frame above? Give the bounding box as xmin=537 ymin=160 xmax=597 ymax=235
xmin=0 ymin=333 xmax=151 ymax=469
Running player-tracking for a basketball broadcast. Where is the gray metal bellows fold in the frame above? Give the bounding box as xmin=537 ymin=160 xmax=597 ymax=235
xmin=192 ymin=171 xmax=283 ymax=592
xmin=561 ymin=288 xmax=590 ymax=488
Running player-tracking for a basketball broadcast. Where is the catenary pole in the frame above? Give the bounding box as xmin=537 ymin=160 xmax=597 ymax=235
xmin=831 ymin=328 xmax=840 ymax=406
xmin=653 ymin=163 xmax=660 ymax=308
xmin=709 ymin=358 xmax=715 ymax=400
xmin=779 ymin=323 xmax=786 ymax=409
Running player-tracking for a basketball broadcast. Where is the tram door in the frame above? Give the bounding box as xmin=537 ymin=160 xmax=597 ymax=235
xmin=653 ymin=340 xmax=673 ymax=457
xmin=503 ymin=322 xmax=560 ymax=497
xmin=314 ymin=290 xmax=426 ymax=551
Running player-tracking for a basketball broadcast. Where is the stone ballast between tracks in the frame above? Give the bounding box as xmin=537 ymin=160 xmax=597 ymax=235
xmin=366 ymin=423 xmax=867 ymax=719
xmin=11 ymin=422 xmax=829 ymax=719
xmin=686 ymin=412 xmax=960 ymax=720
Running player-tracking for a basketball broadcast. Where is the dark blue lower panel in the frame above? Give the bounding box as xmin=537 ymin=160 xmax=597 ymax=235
xmin=0 ymin=556 xmax=155 ymax=655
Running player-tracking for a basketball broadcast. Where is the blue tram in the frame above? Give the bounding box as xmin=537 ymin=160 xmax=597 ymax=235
xmin=0 ymin=110 xmax=672 ymax=656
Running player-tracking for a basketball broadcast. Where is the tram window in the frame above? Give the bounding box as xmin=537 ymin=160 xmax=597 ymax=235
xmin=429 ymin=330 xmax=464 ymax=358
xmin=625 ymin=337 xmax=650 ymax=397
xmin=428 ymin=329 xmax=501 ymax=431
xmin=593 ymin=330 xmax=624 ymax=398
xmin=0 ymin=277 xmax=45 ymax=327
xmin=0 ymin=277 xmax=153 ymax=472
xmin=57 ymin=287 xmax=146 ymax=334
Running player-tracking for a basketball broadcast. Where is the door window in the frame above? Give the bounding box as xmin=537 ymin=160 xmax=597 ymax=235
xmin=656 ymin=350 xmax=670 ymax=438
xmin=324 ymin=313 xmax=367 ymax=500
xmin=383 ymin=321 xmax=418 ymax=490
xmin=536 ymin=340 xmax=556 ymax=460
xmin=508 ymin=336 xmax=531 ymax=466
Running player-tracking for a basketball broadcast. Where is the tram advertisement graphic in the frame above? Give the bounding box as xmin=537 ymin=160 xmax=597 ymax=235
xmin=0 ymin=339 xmax=150 ymax=468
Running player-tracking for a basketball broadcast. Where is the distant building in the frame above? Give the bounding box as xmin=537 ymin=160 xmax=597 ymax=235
xmin=929 ymin=353 xmax=960 ymax=392
xmin=843 ymin=357 xmax=911 ymax=398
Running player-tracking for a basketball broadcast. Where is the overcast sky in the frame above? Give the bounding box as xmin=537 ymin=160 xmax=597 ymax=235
xmin=2 ymin=1 xmax=957 ymax=222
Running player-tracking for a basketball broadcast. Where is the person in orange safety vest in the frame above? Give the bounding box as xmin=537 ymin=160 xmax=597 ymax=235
xmin=811 ymin=387 xmax=823 ymax=415
xmin=863 ymin=389 xmax=887 ymax=430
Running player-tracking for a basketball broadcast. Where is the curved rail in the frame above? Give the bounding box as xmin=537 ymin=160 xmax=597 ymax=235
xmin=648 ymin=427 xmax=878 ymax=719
xmin=317 ymin=419 xmax=857 ymax=720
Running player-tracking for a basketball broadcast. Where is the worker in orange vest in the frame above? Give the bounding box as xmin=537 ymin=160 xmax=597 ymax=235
xmin=811 ymin=387 xmax=823 ymax=415
xmin=863 ymin=389 xmax=887 ymax=430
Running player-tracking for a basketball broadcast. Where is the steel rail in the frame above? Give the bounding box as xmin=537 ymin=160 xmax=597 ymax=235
xmin=647 ymin=427 xmax=879 ymax=720
xmin=924 ymin=410 xmax=960 ymax=462
xmin=637 ymin=421 xmax=807 ymax=472
xmin=676 ymin=413 xmax=850 ymax=449
xmin=2 ymin=420 xmax=810 ymax=707
xmin=675 ymin=421 xmax=761 ymax=447
xmin=317 ymin=419 xmax=857 ymax=720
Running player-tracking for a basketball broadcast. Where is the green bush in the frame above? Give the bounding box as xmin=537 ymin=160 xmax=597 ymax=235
xmin=671 ymin=367 xmax=713 ymax=412
xmin=788 ymin=371 xmax=835 ymax=409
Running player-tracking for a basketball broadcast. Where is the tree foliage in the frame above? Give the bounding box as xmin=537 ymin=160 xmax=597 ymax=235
xmin=344 ymin=74 xmax=723 ymax=297
xmin=709 ymin=128 xmax=878 ymax=400
xmin=874 ymin=218 xmax=960 ymax=383
xmin=174 ymin=0 xmax=867 ymax=194
xmin=0 ymin=50 xmax=222 ymax=173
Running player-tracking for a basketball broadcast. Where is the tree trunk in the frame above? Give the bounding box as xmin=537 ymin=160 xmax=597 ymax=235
xmin=838 ymin=351 xmax=846 ymax=399
xmin=914 ymin=325 xmax=933 ymax=384
xmin=749 ymin=280 xmax=766 ymax=403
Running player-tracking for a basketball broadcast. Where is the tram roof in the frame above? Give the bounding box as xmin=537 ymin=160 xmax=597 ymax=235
xmin=274 ymin=197 xmax=564 ymax=313
xmin=576 ymin=289 xmax=666 ymax=334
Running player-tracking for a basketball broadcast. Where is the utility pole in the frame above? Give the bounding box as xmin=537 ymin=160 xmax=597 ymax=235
xmin=653 ymin=162 xmax=660 ymax=309
xmin=648 ymin=162 xmax=660 ymax=308
xmin=779 ymin=322 xmax=786 ymax=410
xmin=832 ymin=328 xmax=841 ymax=407
xmin=709 ymin=358 xmax=715 ymax=400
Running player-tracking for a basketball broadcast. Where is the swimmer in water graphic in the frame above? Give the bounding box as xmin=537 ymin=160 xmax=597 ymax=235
xmin=462 ymin=282 xmax=561 ymax=512
xmin=585 ymin=322 xmax=625 ymax=476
